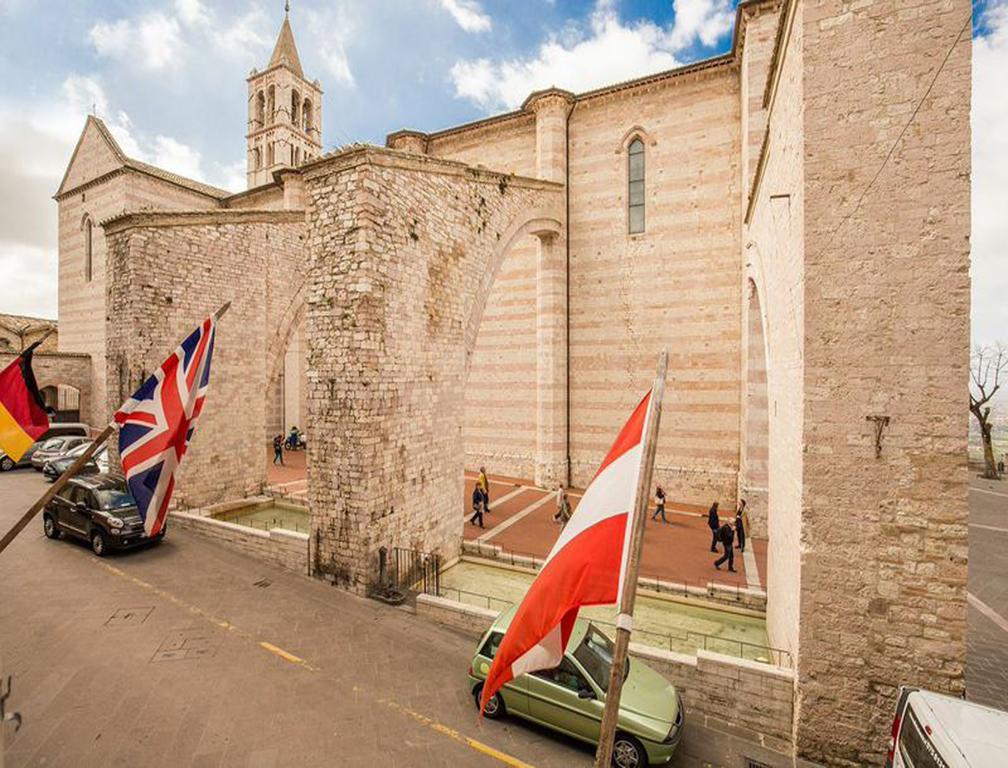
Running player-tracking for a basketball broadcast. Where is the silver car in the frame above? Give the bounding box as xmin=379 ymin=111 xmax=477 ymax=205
xmin=30 ymin=436 xmax=89 ymax=471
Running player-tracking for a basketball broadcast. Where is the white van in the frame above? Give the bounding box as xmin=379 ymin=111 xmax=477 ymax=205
xmin=886 ymin=687 xmax=1008 ymax=768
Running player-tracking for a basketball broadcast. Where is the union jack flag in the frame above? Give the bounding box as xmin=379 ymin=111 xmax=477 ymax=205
xmin=113 ymin=315 xmax=217 ymax=536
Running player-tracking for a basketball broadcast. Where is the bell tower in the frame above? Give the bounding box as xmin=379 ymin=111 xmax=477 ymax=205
xmin=246 ymin=3 xmax=323 ymax=189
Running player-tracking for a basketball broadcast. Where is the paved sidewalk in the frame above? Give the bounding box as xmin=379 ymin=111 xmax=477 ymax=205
xmin=464 ymin=473 xmax=766 ymax=592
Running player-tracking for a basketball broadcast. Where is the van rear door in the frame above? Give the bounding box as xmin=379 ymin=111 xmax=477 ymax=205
xmin=894 ymin=701 xmax=952 ymax=768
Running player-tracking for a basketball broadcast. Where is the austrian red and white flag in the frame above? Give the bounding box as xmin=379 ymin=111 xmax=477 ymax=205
xmin=479 ymin=389 xmax=653 ymax=715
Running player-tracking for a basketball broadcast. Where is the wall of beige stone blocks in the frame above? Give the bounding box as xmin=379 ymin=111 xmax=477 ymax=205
xmin=743 ymin=0 xmax=806 ymax=671
xmin=57 ymin=121 xmax=222 ymax=428
xmin=793 ymin=0 xmax=972 ymax=763
xmin=301 ymin=148 xmax=562 ymax=592
xmin=567 ymin=69 xmax=742 ymax=503
xmin=103 ymin=211 xmax=306 ymax=509
xmin=170 ymin=509 xmax=308 ymax=574
xmin=428 ymin=117 xmax=542 ymax=479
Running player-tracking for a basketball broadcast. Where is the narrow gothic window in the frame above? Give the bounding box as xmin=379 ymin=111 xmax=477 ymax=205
xmin=256 ymin=91 xmax=265 ymax=127
xmin=628 ymin=138 xmax=645 ymax=234
xmin=302 ymin=98 xmax=312 ymax=133
xmin=267 ymin=85 xmax=276 ymax=124
xmin=253 ymin=146 xmax=262 ymax=170
xmin=291 ymin=89 xmax=301 ymax=127
xmin=267 ymin=142 xmax=275 ymax=166
xmin=83 ymin=216 xmax=93 ymax=282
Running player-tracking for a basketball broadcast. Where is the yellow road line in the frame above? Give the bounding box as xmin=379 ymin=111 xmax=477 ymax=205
xmin=259 ymin=641 xmax=306 ymax=665
xmin=371 ymin=692 xmax=535 ymax=768
xmin=95 ymin=559 xmax=532 ymax=766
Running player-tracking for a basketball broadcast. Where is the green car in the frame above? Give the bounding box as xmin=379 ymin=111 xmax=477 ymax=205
xmin=468 ymin=606 xmax=684 ymax=767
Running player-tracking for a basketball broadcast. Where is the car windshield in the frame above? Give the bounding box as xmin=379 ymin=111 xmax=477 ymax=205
xmin=572 ymin=624 xmax=628 ymax=693
xmin=65 ymin=443 xmax=92 ymax=458
xmin=93 ymin=488 xmax=136 ymax=510
xmin=42 ymin=438 xmax=65 ymax=451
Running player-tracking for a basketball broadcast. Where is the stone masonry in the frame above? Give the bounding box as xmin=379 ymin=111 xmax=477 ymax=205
xmin=103 ymin=210 xmax=306 ymax=509
xmin=301 ymin=147 xmax=562 ymax=591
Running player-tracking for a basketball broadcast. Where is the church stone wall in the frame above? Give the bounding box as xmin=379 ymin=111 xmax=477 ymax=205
xmin=301 ymin=148 xmax=561 ymax=591
xmin=103 ymin=210 xmax=306 ymax=509
xmin=427 ymin=116 xmax=542 ymax=479
xmin=743 ymin=0 xmax=806 ymax=698
xmin=567 ymin=67 xmax=742 ymax=503
xmin=794 ymin=0 xmax=972 ymax=763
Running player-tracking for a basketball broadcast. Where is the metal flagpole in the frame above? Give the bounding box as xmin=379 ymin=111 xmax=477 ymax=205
xmin=594 ymin=350 xmax=667 ymax=768
xmin=0 ymin=303 xmax=231 ymax=557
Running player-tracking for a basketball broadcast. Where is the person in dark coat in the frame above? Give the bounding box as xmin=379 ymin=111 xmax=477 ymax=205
xmin=735 ymin=499 xmax=747 ymax=552
xmin=272 ymin=434 xmax=284 ymax=466
xmin=707 ymin=502 xmax=720 ymax=552
xmin=469 ymin=484 xmax=485 ymax=528
xmin=714 ymin=522 xmax=735 ymax=572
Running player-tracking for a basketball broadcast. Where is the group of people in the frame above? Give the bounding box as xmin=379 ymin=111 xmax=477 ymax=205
xmin=468 ymin=466 xmax=751 ymax=577
xmin=707 ymin=499 xmax=748 ymax=573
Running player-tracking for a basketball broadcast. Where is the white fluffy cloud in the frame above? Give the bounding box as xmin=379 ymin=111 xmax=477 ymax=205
xmin=90 ymin=13 xmax=183 ymax=71
xmin=440 ymin=0 xmax=492 ymax=33
xmin=450 ymin=0 xmax=732 ymax=110
xmin=972 ymin=1 xmax=1008 ymax=347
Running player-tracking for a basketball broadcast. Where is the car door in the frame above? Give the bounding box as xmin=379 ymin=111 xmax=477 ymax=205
xmin=62 ymin=485 xmax=92 ymax=538
xmin=526 ymin=656 xmax=604 ymax=743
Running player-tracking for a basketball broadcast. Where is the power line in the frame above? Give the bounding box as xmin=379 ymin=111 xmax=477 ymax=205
xmin=822 ymin=8 xmax=973 ymax=251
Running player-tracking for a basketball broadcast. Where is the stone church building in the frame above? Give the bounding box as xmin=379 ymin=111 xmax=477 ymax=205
xmin=54 ymin=0 xmax=971 ymax=763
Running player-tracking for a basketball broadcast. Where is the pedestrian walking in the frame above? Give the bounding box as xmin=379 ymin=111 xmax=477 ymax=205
xmin=714 ymin=521 xmax=736 ymax=572
xmin=469 ymin=484 xmax=486 ymax=528
xmin=272 ymin=434 xmax=284 ymax=465
xmin=735 ymin=498 xmax=747 ymax=552
xmin=651 ymin=485 xmax=668 ymax=523
xmin=707 ymin=502 xmax=720 ymax=552
xmin=478 ymin=466 xmax=490 ymax=514
xmin=553 ymin=488 xmax=572 ymax=527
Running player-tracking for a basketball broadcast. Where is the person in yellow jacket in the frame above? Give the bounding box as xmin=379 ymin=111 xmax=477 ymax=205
xmin=735 ymin=498 xmax=749 ymax=552
xmin=477 ymin=466 xmax=490 ymax=513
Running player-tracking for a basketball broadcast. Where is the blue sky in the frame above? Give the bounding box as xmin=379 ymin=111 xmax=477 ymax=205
xmin=0 ymin=0 xmax=1004 ymax=349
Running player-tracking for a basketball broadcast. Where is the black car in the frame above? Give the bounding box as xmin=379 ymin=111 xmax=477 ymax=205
xmin=43 ymin=473 xmax=164 ymax=556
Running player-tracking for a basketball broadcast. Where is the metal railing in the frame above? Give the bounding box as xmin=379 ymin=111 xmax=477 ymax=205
xmin=218 ymin=514 xmax=310 ymax=534
xmin=461 ymin=540 xmax=762 ymax=604
xmin=388 ymin=546 xmax=442 ymax=597
xmin=435 ymin=583 xmax=792 ymax=669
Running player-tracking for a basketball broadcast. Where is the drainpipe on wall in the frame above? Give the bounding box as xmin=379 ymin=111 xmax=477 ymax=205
xmin=565 ymin=102 xmax=576 ymax=489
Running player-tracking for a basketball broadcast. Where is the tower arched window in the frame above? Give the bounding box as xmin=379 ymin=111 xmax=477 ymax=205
xmin=253 ymin=146 xmax=262 ymax=170
xmin=302 ymin=98 xmax=312 ymax=133
xmin=267 ymin=85 xmax=276 ymax=124
xmin=82 ymin=215 xmax=93 ymax=282
xmin=291 ymin=89 xmax=301 ymax=128
xmin=256 ymin=91 xmax=265 ymax=128
xmin=628 ymin=138 xmax=645 ymax=234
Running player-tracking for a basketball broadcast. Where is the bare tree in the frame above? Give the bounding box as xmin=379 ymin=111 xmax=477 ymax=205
xmin=970 ymin=343 xmax=1007 ymax=480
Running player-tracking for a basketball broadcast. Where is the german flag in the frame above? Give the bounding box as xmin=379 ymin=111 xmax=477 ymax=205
xmin=0 ymin=341 xmax=50 ymax=462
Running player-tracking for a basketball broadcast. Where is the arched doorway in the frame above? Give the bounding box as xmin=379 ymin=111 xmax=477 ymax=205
xmin=41 ymin=384 xmax=81 ymax=423
xmin=741 ymin=278 xmax=769 ymax=537
xmin=265 ymin=315 xmax=308 ymax=502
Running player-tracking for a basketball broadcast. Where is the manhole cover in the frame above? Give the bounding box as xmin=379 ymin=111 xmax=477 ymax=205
xmin=151 ymin=629 xmax=219 ymax=663
xmin=105 ymin=607 xmax=154 ymax=627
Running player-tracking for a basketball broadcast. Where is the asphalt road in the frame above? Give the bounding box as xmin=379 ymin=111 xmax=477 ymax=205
xmin=0 ymin=468 xmax=741 ymax=768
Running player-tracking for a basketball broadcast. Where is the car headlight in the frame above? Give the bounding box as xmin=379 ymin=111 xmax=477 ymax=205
xmin=108 ymin=517 xmax=124 ymax=529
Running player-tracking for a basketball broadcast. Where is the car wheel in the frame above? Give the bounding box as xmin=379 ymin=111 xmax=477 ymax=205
xmin=0 ymin=456 xmax=13 ymax=471
xmin=43 ymin=515 xmax=60 ymax=540
xmin=473 ymin=685 xmax=506 ymax=720
xmin=91 ymin=530 xmax=107 ymax=557
xmin=612 ymin=733 xmax=647 ymax=768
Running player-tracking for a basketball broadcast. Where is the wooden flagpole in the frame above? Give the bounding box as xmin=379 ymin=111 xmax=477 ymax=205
xmin=594 ymin=350 xmax=667 ymax=768
xmin=0 ymin=302 xmax=231 ymax=557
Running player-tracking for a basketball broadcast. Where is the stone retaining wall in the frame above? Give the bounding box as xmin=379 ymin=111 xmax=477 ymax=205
xmin=415 ymin=593 xmax=794 ymax=754
xmin=170 ymin=509 xmax=308 ymax=575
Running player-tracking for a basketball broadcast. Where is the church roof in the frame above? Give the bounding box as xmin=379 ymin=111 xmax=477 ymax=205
xmin=268 ymin=15 xmax=304 ymax=78
xmin=54 ymin=116 xmax=230 ymax=200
